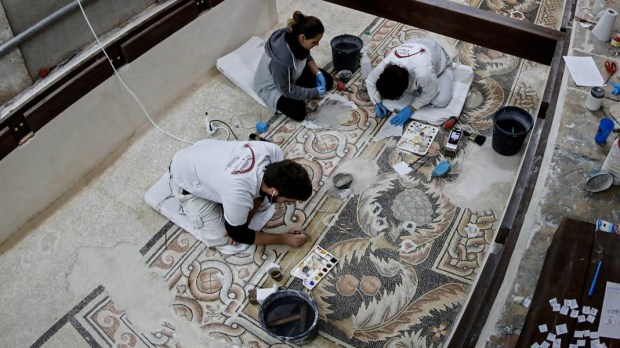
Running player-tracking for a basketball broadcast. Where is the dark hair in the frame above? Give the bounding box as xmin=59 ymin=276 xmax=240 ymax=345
xmin=376 ymin=64 xmax=409 ymax=100
xmin=263 ymin=159 xmax=312 ymax=201
xmin=286 ymin=11 xmax=324 ymax=39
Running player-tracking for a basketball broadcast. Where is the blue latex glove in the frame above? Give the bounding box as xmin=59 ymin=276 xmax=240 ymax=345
xmin=375 ymin=102 xmax=389 ymax=117
xmin=316 ymin=72 xmax=326 ymax=89
xmin=390 ymin=106 xmax=414 ymax=126
xmin=612 ymin=81 xmax=620 ymax=96
xmin=317 ymin=86 xmax=326 ymax=96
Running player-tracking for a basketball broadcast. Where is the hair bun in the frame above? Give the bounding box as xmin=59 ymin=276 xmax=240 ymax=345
xmin=293 ymin=11 xmax=304 ymax=22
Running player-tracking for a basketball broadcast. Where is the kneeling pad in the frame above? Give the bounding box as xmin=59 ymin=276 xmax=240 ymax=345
xmin=144 ymin=173 xmax=255 ymax=255
xmin=383 ymin=64 xmax=474 ymax=125
xmin=216 ymin=36 xmax=266 ymax=108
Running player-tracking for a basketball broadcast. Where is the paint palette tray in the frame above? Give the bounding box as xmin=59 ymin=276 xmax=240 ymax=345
xmin=396 ymin=121 xmax=439 ymax=155
xmin=291 ymin=246 xmax=338 ymax=290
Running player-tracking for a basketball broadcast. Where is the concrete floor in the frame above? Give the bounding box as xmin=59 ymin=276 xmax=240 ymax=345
xmin=480 ymin=0 xmax=620 ymax=345
xmin=1 ymin=0 xmax=618 ymax=347
xmin=0 ymin=1 xmax=375 ymax=347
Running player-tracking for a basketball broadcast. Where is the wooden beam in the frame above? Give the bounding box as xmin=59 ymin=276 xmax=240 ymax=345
xmin=322 ymin=0 xmax=563 ymax=65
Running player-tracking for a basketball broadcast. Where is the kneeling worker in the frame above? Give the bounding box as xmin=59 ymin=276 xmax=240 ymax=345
xmin=366 ymin=39 xmax=454 ymax=126
xmin=169 ymin=139 xmax=312 ymax=254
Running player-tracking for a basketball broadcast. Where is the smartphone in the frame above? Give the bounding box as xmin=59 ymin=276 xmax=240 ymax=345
xmin=445 ymin=129 xmax=462 ymax=153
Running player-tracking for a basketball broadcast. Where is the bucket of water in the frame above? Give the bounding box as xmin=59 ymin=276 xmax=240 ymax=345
xmin=259 ymin=289 xmax=319 ymax=344
xmin=491 ymin=106 xmax=534 ymax=156
xmin=330 ymin=34 xmax=363 ymax=73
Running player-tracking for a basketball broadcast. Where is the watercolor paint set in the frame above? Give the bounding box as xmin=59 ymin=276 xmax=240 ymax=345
xmin=290 ymin=246 xmax=339 ymax=290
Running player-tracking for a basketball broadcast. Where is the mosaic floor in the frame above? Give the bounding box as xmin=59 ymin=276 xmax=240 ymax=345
xmin=32 ymin=0 xmax=566 ymax=345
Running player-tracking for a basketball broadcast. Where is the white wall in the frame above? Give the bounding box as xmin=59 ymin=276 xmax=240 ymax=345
xmin=0 ymin=0 xmax=278 ymax=244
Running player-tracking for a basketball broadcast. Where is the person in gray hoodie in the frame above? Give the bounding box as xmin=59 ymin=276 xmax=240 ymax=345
xmin=254 ymin=11 xmax=333 ymax=121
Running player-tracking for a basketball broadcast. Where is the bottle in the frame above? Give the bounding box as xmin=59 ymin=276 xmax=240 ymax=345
xmin=602 ymin=136 xmax=620 ymax=185
xmin=360 ymin=29 xmax=372 ymax=80
xmin=360 ymin=29 xmax=372 ymax=53
xmin=586 ymin=87 xmax=605 ymax=111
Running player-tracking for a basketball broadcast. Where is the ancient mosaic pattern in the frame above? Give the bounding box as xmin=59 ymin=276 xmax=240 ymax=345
xmin=34 ymin=0 xmax=563 ymax=345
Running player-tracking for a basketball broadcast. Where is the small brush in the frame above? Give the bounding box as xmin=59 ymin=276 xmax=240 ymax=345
xmin=463 ymin=131 xmax=486 ymax=146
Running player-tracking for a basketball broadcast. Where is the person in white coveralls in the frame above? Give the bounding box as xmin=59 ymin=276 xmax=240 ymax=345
xmin=169 ymin=140 xmax=312 ymax=254
xmin=366 ymin=39 xmax=454 ymax=126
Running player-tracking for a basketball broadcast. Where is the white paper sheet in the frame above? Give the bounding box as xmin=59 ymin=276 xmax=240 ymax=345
xmin=598 ymin=281 xmax=620 ymax=339
xmin=563 ymin=56 xmax=604 ymax=87
xmin=392 ymin=161 xmax=413 ymax=176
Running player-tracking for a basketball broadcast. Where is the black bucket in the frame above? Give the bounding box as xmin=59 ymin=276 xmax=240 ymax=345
xmin=259 ymin=289 xmax=319 ymax=344
xmin=491 ymin=106 xmax=534 ymax=156
xmin=330 ymin=34 xmax=363 ymax=73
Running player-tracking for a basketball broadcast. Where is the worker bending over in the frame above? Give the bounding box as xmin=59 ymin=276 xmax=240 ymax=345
xmin=366 ymin=39 xmax=454 ymax=126
xmin=169 ymin=140 xmax=312 ymax=254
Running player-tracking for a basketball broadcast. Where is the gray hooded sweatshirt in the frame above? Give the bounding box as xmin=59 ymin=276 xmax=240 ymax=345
xmin=254 ymin=28 xmax=320 ymax=114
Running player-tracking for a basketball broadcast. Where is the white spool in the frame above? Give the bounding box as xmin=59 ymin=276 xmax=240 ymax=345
xmin=593 ymin=8 xmax=618 ymax=42
xmin=602 ymin=136 xmax=620 ymax=185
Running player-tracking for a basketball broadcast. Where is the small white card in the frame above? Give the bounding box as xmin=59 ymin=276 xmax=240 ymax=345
xmin=552 ymin=303 xmax=561 ymax=312
xmin=588 ymin=314 xmax=596 ymax=323
xmin=569 ymin=299 xmax=579 ymax=309
xmin=578 ymin=315 xmax=586 ymax=323
xmin=560 ymin=306 xmax=569 ymax=315
xmin=539 ymin=324 xmax=548 ymax=333
xmin=591 ymin=331 xmax=600 ymax=339
xmin=571 ymin=310 xmax=579 ymax=318
xmin=591 ymin=307 xmax=599 ymax=316
xmin=549 ymin=298 xmax=558 ymax=306
xmin=546 ymin=333 xmax=556 ymax=342
xmin=556 ymin=324 xmax=568 ymax=335
xmin=577 ymin=339 xmax=586 ymax=347
xmin=552 ymin=339 xmax=561 ymax=348
xmin=583 ymin=330 xmax=590 ymax=337
xmin=583 ymin=306 xmax=591 ymax=315
xmin=523 ymin=297 xmax=532 ymax=308
xmin=575 ymin=330 xmax=584 ymax=338
xmin=392 ymin=161 xmax=413 ymax=176
xmin=540 ymin=342 xmax=550 ymax=348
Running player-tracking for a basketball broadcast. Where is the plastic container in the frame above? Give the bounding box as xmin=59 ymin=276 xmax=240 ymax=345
xmin=585 ymin=170 xmax=614 ymax=192
xmin=330 ymin=34 xmax=363 ymax=73
xmin=491 ymin=106 xmax=534 ymax=156
xmin=595 ymin=118 xmax=615 ymax=144
xmin=602 ymin=136 xmax=620 ymax=184
xmin=259 ymin=289 xmax=319 ymax=344
xmin=586 ymin=87 xmax=605 ymax=111
xmin=361 ymin=50 xmax=372 ymax=80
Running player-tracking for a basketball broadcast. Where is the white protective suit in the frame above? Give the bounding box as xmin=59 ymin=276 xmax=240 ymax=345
xmin=169 ymin=140 xmax=283 ymax=250
xmin=366 ymin=39 xmax=453 ymax=110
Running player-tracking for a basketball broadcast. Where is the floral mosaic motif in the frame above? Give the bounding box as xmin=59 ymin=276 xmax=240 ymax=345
xmin=434 ymin=208 xmax=497 ymax=282
xmin=135 ymin=5 xmax=558 ymax=348
xmin=36 ymin=1 xmax=567 ymax=346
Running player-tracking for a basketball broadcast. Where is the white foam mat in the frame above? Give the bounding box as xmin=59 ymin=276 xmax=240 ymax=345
xmin=375 ymin=64 xmax=474 ymax=140
xmin=216 ymin=36 xmax=266 ymax=107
